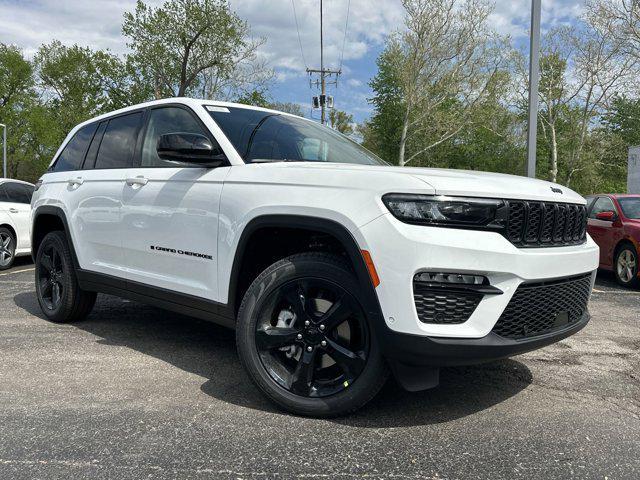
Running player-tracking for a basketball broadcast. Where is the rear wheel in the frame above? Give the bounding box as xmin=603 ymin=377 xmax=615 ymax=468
xmin=236 ymin=253 xmax=388 ymax=417
xmin=35 ymin=231 xmax=97 ymax=322
xmin=614 ymin=244 xmax=639 ymax=288
xmin=0 ymin=227 xmax=16 ymax=271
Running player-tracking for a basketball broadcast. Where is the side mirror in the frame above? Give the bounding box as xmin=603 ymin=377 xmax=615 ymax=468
xmin=157 ymin=132 xmax=226 ymax=166
xmin=595 ymin=211 xmax=616 ymax=221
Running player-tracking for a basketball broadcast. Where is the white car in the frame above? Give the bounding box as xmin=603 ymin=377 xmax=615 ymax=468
xmin=31 ymin=98 xmax=599 ymax=416
xmin=0 ymin=179 xmax=34 ymax=270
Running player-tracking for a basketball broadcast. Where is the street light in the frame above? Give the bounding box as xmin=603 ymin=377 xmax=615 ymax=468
xmin=526 ymin=0 xmax=542 ymax=178
xmin=0 ymin=123 xmax=6 ymax=179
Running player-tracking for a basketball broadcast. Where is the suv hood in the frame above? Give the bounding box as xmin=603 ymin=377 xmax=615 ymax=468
xmin=254 ymin=163 xmax=585 ymax=204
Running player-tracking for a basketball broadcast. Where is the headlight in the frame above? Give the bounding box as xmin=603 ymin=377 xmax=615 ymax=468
xmin=382 ymin=194 xmax=506 ymax=228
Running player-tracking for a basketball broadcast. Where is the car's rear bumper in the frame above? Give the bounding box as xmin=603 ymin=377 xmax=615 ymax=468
xmin=378 ymin=311 xmax=590 ymax=367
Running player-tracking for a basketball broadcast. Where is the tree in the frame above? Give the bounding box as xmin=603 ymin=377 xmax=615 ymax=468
xmin=269 ymin=102 xmax=304 ymax=116
xmin=329 ymin=110 xmax=354 ymax=135
xmin=0 ymin=44 xmax=38 ymax=179
xmin=35 ymin=41 xmax=148 ymax=134
xmin=395 ymin=0 xmax=505 ymax=166
xmin=123 ymin=0 xmax=271 ymax=99
xmin=0 ymin=44 xmax=33 ymax=109
xmin=364 ymin=42 xmax=406 ymax=163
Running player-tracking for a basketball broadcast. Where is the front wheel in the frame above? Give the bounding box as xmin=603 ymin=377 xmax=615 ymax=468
xmin=236 ymin=253 xmax=388 ymax=417
xmin=614 ymin=244 xmax=639 ymax=288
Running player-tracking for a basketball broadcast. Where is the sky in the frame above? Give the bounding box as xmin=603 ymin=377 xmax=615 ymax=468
xmin=0 ymin=0 xmax=585 ymax=122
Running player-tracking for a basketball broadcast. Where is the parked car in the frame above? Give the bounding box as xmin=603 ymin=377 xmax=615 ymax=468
xmin=586 ymin=194 xmax=640 ymax=288
xmin=0 ymin=179 xmax=35 ymax=270
xmin=31 ymin=98 xmax=599 ymax=416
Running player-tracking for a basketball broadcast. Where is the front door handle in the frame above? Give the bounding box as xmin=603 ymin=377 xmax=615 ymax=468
xmin=9 ymin=208 xmax=19 ymax=214
xmin=67 ymin=177 xmax=84 ymax=187
xmin=126 ymin=176 xmax=148 ymax=187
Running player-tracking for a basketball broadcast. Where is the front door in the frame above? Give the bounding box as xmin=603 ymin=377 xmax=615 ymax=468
xmin=121 ymin=105 xmax=229 ymax=302
xmin=587 ymin=196 xmax=619 ymax=268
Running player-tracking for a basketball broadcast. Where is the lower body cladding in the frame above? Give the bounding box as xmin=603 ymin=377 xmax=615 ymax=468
xmin=359 ymin=213 xmax=600 ymax=391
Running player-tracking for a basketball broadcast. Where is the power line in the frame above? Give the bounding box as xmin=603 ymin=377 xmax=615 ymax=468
xmin=338 ymin=0 xmax=351 ymax=73
xmin=291 ymin=0 xmax=308 ymax=69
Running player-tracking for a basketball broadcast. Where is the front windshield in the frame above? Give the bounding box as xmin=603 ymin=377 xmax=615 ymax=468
xmin=207 ymin=106 xmax=387 ymax=166
xmin=618 ymin=197 xmax=640 ymax=219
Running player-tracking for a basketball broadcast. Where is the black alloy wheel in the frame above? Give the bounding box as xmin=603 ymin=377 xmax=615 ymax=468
xmin=236 ymin=253 xmax=388 ymax=417
xmin=255 ymin=278 xmax=369 ymax=398
xmin=37 ymin=243 xmax=65 ymax=311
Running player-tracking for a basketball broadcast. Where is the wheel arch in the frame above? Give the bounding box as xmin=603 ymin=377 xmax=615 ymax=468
xmin=614 ymin=237 xmax=638 ymax=259
xmin=227 ymin=215 xmax=382 ymax=321
xmin=0 ymin=223 xmax=17 ymax=242
xmin=31 ymin=206 xmax=80 ymax=268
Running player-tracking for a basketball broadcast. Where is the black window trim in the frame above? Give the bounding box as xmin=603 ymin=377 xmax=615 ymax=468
xmin=133 ymin=103 xmax=230 ymax=169
xmin=82 ymin=121 xmax=108 ymax=170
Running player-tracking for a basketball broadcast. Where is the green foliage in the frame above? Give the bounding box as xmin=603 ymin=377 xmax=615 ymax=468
xmin=123 ymin=0 xmax=254 ymax=98
xmin=329 ymin=110 xmax=354 ymax=135
xmin=363 ymin=42 xmax=405 ymax=164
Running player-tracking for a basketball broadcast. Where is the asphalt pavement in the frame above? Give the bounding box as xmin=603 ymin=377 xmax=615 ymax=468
xmin=0 ymin=258 xmax=638 ymax=479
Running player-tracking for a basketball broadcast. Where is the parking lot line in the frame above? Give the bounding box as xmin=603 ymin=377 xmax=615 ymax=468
xmin=0 ymin=268 xmax=35 ymax=277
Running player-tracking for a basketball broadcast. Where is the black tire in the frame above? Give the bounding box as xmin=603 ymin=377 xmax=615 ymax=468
xmin=0 ymin=227 xmax=16 ymax=271
xmin=35 ymin=231 xmax=97 ymax=322
xmin=236 ymin=252 xmax=389 ymax=417
xmin=614 ymin=243 xmax=640 ymax=288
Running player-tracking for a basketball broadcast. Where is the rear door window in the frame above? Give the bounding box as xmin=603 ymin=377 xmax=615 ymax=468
xmin=52 ymin=122 xmax=99 ymax=172
xmin=94 ymin=112 xmax=143 ymax=170
xmin=2 ymin=182 xmax=31 ymax=204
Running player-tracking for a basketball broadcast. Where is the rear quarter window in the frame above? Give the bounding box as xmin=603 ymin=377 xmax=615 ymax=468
xmin=52 ymin=122 xmax=99 ymax=172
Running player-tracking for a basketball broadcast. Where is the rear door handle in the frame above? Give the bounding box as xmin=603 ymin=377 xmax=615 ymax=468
xmin=126 ymin=176 xmax=148 ymax=187
xmin=9 ymin=208 xmax=19 ymax=214
xmin=67 ymin=177 xmax=84 ymax=187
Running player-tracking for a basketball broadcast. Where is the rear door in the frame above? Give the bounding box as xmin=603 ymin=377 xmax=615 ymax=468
xmin=121 ymin=105 xmax=230 ymax=301
xmin=52 ymin=112 xmax=143 ymax=276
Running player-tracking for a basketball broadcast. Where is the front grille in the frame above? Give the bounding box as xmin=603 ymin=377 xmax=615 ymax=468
xmin=492 ymin=273 xmax=592 ymax=340
xmin=413 ymin=283 xmax=481 ymax=324
xmin=505 ymin=201 xmax=587 ymax=247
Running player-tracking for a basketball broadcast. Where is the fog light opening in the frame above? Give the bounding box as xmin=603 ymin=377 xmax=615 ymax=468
xmin=414 ymin=272 xmax=488 ymax=285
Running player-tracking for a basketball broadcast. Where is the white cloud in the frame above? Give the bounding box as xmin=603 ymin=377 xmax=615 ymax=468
xmin=0 ymin=0 xmax=587 ymax=121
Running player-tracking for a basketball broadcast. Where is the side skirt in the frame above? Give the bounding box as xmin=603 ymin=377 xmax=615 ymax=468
xmin=76 ymin=269 xmax=236 ymax=329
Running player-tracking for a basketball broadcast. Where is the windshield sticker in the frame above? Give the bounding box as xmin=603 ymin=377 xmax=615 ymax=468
xmin=205 ymin=106 xmax=230 ymax=113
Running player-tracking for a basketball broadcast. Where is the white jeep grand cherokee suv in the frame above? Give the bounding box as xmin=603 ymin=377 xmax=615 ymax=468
xmin=31 ymin=98 xmax=599 ymax=416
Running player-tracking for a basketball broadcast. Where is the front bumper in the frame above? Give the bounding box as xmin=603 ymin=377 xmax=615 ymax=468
xmin=379 ymin=311 xmax=590 ymax=367
xmin=359 ymin=213 xmax=600 ymax=338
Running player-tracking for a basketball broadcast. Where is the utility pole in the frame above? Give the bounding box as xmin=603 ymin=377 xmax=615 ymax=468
xmin=526 ymin=0 xmax=541 ymax=178
xmin=307 ymin=0 xmax=340 ymax=125
xmin=0 ymin=123 xmax=6 ymax=179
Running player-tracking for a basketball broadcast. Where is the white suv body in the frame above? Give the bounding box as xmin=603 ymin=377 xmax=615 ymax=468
xmin=31 ymin=98 xmax=599 ymax=415
xmin=0 ymin=179 xmax=34 ymax=269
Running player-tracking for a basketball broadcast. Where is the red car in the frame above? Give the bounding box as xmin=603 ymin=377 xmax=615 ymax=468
xmin=586 ymin=194 xmax=640 ymax=287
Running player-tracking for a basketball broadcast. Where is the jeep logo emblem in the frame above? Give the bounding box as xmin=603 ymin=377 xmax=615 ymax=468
xmin=550 ymin=186 xmax=563 ymax=194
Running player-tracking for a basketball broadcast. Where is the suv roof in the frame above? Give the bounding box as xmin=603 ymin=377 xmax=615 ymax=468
xmin=588 ymin=193 xmax=640 ymax=199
